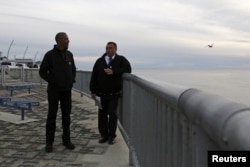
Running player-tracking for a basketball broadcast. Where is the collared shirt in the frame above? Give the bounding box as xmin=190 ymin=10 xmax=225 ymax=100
xmin=105 ymin=55 xmax=115 ymax=65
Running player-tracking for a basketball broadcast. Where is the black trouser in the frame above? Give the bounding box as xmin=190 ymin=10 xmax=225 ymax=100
xmin=46 ymin=86 xmax=72 ymax=144
xmin=99 ymin=95 xmax=119 ymax=138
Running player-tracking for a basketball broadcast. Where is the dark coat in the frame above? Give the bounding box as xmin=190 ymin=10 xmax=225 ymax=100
xmin=89 ymin=53 xmax=131 ymax=95
xmin=39 ymin=45 xmax=76 ymax=91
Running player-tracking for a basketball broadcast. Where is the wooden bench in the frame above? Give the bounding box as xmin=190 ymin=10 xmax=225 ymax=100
xmin=1 ymin=98 xmax=39 ymax=120
xmin=5 ymin=84 xmax=34 ymax=96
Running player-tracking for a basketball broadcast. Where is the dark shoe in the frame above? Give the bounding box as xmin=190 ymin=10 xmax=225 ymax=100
xmin=108 ymin=138 xmax=115 ymax=145
xmin=45 ymin=143 xmax=53 ymax=153
xmin=63 ymin=141 xmax=75 ymax=150
xmin=99 ymin=136 xmax=108 ymax=143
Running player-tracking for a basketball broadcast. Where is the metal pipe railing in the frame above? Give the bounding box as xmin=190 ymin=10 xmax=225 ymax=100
xmin=178 ymin=88 xmax=250 ymax=150
xmin=121 ymin=74 xmax=192 ymax=167
xmin=120 ymin=73 xmax=250 ymax=167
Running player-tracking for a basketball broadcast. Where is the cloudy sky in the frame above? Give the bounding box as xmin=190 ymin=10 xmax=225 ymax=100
xmin=1 ymin=0 xmax=250 ymax=69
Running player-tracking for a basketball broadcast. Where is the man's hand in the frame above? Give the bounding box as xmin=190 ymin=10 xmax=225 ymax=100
xmin=104 ymin=68 xmax=113 ymax=75
xmin=91 ymin=93 xmax=96 ymax=100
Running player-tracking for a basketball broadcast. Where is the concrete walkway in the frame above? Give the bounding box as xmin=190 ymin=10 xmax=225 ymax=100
xmin=0 ymin=84 xmax=130 ymax=167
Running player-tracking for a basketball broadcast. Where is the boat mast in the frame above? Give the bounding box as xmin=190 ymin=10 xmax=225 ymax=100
xmin=7 ymin=40 xmax=14 ymax=60
xmin=23 ymin=46 xmax=28 ymax=59
xmin=34 ymin=50 xmax=39 ymax=61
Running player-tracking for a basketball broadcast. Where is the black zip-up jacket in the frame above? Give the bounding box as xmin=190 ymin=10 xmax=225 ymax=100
xmin=90 ymin=53 xmax=131 ymax=95
xmin=39 ymin=45 xmax=76 ymax=91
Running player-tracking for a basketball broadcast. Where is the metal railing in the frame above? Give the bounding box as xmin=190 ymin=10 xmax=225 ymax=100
xmin=0 ymin=66 xmax=43 ymax=85
xmin=1 ymin=67 xmax=250 ymax=167
xmin=119 ymin=74 xmax=250 ymax=167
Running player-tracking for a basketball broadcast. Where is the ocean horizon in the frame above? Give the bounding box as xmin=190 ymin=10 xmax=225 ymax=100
xmin=77 ymin=68 xmax=250 ymax=106
xmin=132 ymin=68 xmax=250 ymax=106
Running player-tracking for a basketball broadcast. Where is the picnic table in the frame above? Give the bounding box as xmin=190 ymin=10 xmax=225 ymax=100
xmin=1 ymin=98 xmax=39 ymax=120
xmin=5 ymin=84 xmax=34 ymax=96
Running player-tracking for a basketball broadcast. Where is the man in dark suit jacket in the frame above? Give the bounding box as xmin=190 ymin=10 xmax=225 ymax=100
xmin=89 ymin=41 xmax=131 ymax=144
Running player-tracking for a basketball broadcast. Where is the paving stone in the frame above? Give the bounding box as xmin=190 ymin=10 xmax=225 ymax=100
xmin=4 ymin=151 xmax=39 ymax=159
xmin=0 ymin=84 xmax=129 ymax=167
xmin=0 ymin=85 xmax=98 ymax=165
xmin=6 ymin=143 xmax=31 ymax=150
xmin=0 ymin=136 xmax=24 ymax=142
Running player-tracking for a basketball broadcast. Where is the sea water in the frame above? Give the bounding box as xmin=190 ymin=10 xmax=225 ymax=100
xmin=133 ymin=68 xmax=250 ymax=106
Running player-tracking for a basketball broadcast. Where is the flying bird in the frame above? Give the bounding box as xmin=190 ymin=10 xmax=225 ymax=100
xmin=208 ymin=43 xmax=214 ymax=48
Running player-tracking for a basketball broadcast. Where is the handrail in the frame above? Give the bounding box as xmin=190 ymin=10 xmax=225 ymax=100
xmin=178 ymin=88 xmax=250 ymax=150
xmin=121 ymin=73 xmax=250 ymax=167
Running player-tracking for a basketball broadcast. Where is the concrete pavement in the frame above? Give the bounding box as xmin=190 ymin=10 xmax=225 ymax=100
xmin=0 ymin=84 xmax=130 ymax=167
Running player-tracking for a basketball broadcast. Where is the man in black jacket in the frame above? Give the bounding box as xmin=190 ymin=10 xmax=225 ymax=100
xmin=90 ymin=41 xmax=131 ymax=144
xmin=39 ymin=32 xmax=76 ymax=152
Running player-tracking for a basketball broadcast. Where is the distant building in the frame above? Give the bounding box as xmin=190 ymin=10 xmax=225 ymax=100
xmin=0 ymin=56 xmax=8 ymax=62
xmin=15 ymin=58 xmax=34 ymax=68
xmin=33 ymin=61 xmax=41 ymax=68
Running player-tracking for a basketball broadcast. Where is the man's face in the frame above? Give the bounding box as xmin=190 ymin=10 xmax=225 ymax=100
xmin=58 ymin=34 xmax=69 ymax=49
xmin=106 ymin=44 xmax=116 ymax=56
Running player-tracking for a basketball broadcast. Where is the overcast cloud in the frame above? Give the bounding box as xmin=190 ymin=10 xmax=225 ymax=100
xmin=1 ymin=0 xmax=250 ymax=69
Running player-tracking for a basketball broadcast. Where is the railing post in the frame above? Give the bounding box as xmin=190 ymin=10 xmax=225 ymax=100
xmin=21 ymin=66 xmax=24 ymax=82
xmin=1 ymin=66 xmax=4 ymax=85
xmin=3 ymin=66 xmax=6 ymax=84
xmin=81 ymin=72 xmax=84 ymax=97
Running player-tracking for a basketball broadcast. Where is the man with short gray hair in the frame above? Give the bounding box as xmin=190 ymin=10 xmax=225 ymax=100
xmin=39 ymin=32 xmax=76 ymax=153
